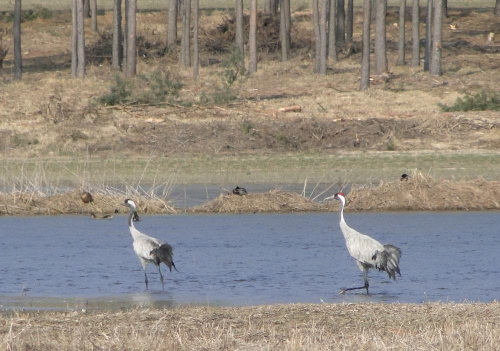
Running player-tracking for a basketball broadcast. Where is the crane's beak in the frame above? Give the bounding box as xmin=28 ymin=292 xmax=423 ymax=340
xmin=324 ymin=194 xmax=336 ymax=201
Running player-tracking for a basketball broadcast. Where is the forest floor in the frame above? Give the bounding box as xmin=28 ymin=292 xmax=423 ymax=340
xmin=0 ymin=5 xmax=499 ymax=213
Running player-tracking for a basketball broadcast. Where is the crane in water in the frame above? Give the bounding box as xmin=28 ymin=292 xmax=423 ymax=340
xmin=123 ymin=199 xmax=177 ymax=290
xmin=325 ymin=192 xmax=402 ymax=294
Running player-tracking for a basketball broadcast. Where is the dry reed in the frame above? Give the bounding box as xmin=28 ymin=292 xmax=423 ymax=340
xmin=192 ymin=190 xmax=326 ymax=213
xmin=346 ymin=171 xmax=500 ymax=211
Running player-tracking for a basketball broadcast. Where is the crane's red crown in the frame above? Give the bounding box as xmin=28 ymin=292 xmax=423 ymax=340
xmin=336 ymin=192 xmax=345 ymax=197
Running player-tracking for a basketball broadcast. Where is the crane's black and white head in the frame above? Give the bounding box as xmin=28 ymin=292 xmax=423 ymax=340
xmin=123 ymin=199 xmax=137 ymax=212
xmin=334 ymin=192 xmax=346 ymax=206
xmin=325 ymin=192 xmax=346 ymax=206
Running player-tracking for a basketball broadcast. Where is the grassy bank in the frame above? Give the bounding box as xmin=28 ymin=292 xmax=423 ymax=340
xmin=1 ymin=302 xmax=499 ymax=350
xmin=2 ymin=151 xmax=500 ymax=188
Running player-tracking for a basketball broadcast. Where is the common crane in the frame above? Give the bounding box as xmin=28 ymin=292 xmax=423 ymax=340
xmin=123 ymin=199 xmax=177 ymax=290
xmin=326 ymin=192 xmax=402 ymax=294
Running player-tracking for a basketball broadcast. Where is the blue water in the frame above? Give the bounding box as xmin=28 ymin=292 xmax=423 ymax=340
xmin=0 ymin=212 xmax=498 ymax=310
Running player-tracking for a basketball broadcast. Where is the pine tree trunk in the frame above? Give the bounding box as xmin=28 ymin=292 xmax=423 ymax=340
xmin=249 ymin=0 xmax=258 ymax=74
xmin=265 ymin=0 xmax=272 ymax=13
xmin=360 ymin=0 xmax=371 ymax=90
xmin=336 ymin=0 xmax=345 ymax=47
xmin=181 ymin=0 xmax=191 ymax=67
xmin=167 ymin=0 xmax=178 ymax=47
xmin=495 ymin=0 xmax=500 ymax=16
xmin=424 ymin=0 xmax=432 ymax=71
xmin=193 ymin=0 xmax=199 ymax=78
xmin=235 ymin=0 xmax=244 ymax=55
xmin=77 ymin=0 xmax=86 ymax=78
xmin=312 ymin=0 xmax=321 ymax=73
xmin=430 ymin=0 xmax=442 ymax=76
xmin=319 ymin=0 xmax=328 ymax=74
xmin=272 ymin=0 xmax=279 ymax=16
xmin=125 ymin=0 xmax=137 ymax=77
xmin=375 ymin=0 xmax=387 ymax=75
xmin=72 ymin=0 xmax=78 ymax=77
xmin=397 ymin=0 xmax=406 ymax=65
xmin=91 ymin=0 xmax=98 ymax=32
xmin=411 ymin=0 xmax=420 ymax=66
xmin=84 ymin=0 xmax=90 ymax=18
xmin=328 ymin=0 xmax=337 ymax=61
xmin=14 ymin=0 xmax=22 ymax=80
xmin=284 ymin=0 xmax=291 ymax=52
xmin=280 ymin=0 xmax=288 ymax=61
xmin=346 ymin=0 xmax=353 ymax=44
xmin=123 ymin=0 xmax=128 ymax=69
xmin=112 ymin=0 xmax=122 ymax=69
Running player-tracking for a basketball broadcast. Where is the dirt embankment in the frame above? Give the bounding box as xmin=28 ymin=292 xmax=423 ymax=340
xmin=2 ymin=173 xmax=500 ymax=216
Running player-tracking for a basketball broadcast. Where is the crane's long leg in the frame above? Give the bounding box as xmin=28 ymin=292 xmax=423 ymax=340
xmin=340 ymin=269 xmax=370 ymax=295
xmin=158 ymin=265 xmax=165 ymax=290
xmin=144 ymin=271 xmax=149 ymax=290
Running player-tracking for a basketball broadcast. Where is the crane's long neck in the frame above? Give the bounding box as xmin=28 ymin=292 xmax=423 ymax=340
xmin=339 ymin=198 xmax=345 ymax=223
xmin=128 ymin=210 xmax=135 ymax=228
xmin=128 ymin=210 xmax=142 ymax=240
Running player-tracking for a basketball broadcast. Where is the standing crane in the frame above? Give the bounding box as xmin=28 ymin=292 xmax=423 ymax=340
xmin=326 ymin=192 xmax=402 ymax=294
xmin=123 ymin=199 xmax=177 ymax=290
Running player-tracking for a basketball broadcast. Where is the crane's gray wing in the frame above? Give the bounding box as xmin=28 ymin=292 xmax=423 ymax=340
xmin=372 ymin=244 xmax=402 ymax=280
xmin=150 ymin=243 xmax=177 ymax=272
xmin=344 ymin=228 xmax=385 ymax=265
xmin=133 ymin=236 xmax=161 ymax=261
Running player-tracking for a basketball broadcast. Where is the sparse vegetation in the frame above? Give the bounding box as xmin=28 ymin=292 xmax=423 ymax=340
xmin=97 ymin=71 xmax=182 ymax=106
xmin=206 ymin=47 xmax=246 ymax=105
xmin=439 ymin=91 xmax=500 ymax=112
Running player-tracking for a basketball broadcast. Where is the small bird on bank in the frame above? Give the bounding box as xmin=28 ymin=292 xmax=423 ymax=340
xmin=90 ymin=212 xmax=113 ymax=220
xmin=232 ymin=186 xmax=248 ymax=196
xmin=123 ymin=199 xmax=177 ymax=290
xmin=400 ymin=174 xmax=410 ymax=181
xmin=80 ymin=192 xmax=93 ymax=204
xmin=325 ymin=192 xmax=402 ymax=294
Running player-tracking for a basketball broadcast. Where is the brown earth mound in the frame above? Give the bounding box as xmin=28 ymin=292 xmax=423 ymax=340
xmin=347 ymin=172 xmax=500 ymax=211
xmin=1 ymin=174 xmax=500 ymax=216
xmin=0 ymin=192 xmax=175 ymax=216
xmin=192 ymin=190 xmax=326 ymax=213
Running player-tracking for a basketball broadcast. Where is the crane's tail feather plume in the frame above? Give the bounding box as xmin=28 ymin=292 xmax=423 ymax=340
xmin=372 ymin=244 xmax=402 ymax=280
xmin=151 ymin=244 xmax=178 ymax=272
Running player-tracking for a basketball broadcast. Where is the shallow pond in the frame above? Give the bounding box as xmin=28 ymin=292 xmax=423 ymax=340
xmin=0 ymin=212 xmax=498 ymax=310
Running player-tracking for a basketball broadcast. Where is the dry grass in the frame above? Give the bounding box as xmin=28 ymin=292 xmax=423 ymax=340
xmin=192 ymin=190 xmax=325 ymax=213
xmin=347 ymin=171 xmax=500 ymax=211
xmin=0 ymin=191 xmax=175 ymax=216
xmin=1 ymin=302 xmax=499 ymax=350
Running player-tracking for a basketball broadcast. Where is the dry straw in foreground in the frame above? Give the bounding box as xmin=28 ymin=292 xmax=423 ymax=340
xmin=1 ymin=302 xmax=499 ymax=350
